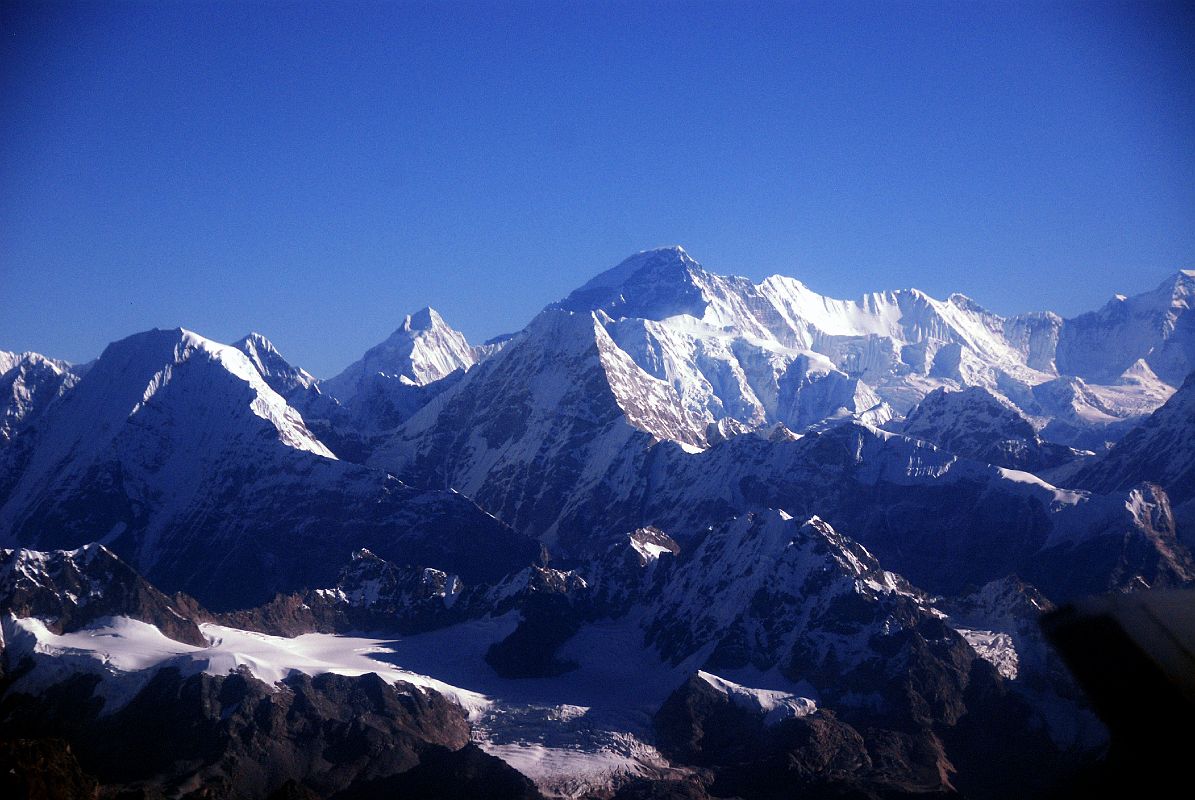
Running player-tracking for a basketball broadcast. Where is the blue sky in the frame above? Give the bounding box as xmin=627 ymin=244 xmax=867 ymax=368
xmin=2 ymin=1 xmax=1192 ymax=377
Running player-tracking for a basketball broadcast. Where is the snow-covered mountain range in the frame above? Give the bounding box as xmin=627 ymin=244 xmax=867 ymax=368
xmin=1 ymin=247 xmax=1191 ymax=798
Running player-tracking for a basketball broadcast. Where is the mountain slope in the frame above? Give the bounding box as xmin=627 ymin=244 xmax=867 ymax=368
xmin=535 ymin=418 xmax=1192 ymax=599
xmin=0 ymin=543 xmax=205 ymax=645
xmin=0 ymin=328 xmax=538 ymax=609
xmin=371 ymin=308 xmax=697 ymax=542
xmin=897 ymin=386 xmax=1078 ymax=471
xmin=234 ymin=332 xmax=320 ymax=397
xmin=0 ymin=496 xmax=1101 ymax=800
xmin=1072 ymin=372 xmax=1195 ymax=508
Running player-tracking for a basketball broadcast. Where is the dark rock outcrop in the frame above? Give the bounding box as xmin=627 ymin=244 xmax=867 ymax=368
xmin=0 ymin=544 xmax=205 ymax=646
xmin=0 ymin=667 xmax=495 ymax=799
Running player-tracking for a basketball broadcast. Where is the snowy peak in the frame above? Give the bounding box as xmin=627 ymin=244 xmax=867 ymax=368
xmin=553 ymin=248 xmax=1044 ymax=415
xmin=94 ymin=327 xmax=333 ymax=458
xmin=0 ymin=327 xmax=336 ymax=544
xmin=1 ymin=349 xmax=71 ymax=378
xmin=1055 ymin=268 xmax=1195 ymax=385
xmin=406 ymin=305 xmax=446 ymax=332
xmin=1149 ymin=268 xmax=1195 ymax=304
xmin=898 ymin=386 xmax=1077 ymax=471
xmin=233 ymin=332 xmax=319 ymax=398
xmin=0 ymin=350 xmax=78 ymax=444
xmin=404 ymin=305 xmax=711 ymax=447
xmin=560 ymin=246 xmax=696 ymax=296
xmin=367 ymin=306 xmax=712 ymax=541
xmin=544 ymin=247 xmax=1191 ymax=446
xmin=552 ymin=246 xmax=710 ymax=321
xmin=0 ymin=324 xmax=541 ymax=609
xmin=324 ymin=306 xmax=476 ymax=401
xmin=0 ymin=351 xmax=20 ymax=377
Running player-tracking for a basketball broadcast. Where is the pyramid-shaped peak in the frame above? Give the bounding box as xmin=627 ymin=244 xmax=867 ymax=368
xmin=635 ymin=244 xmax=691 ymax=259
xmin=552 ymin=246 xmax=709 ymax=319
xmin=325 ymin=306 xmax=475 ymax=398
xmin=405 ymin=306 xmax=446 ymax=333
xmin=237 ymin=331 xmax=278 ymax=351
xmin=612 ymin=245 xmax=699 ymax=275
xmin=582 ymin=246 xmax=700 ymax=289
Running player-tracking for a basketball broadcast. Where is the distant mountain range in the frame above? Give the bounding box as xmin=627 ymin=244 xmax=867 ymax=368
xmin=1 ymin=248 xmax=1191 ymax=798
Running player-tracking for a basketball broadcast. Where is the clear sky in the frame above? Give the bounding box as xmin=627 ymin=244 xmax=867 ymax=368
xmin=2 ymin=1 xmax=1192 ymax=378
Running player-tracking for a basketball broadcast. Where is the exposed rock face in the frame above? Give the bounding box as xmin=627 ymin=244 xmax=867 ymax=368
xmin=478 ymin=565 xmax=589 ymax=678
xmin=0 ymin=738 xmax=98 ymax=800
xmin=654 ymin=664 xmax=1069 ymax=800
xmin=370 ymin=308 xmax=706 ymax=545
xmin=1028 ymin=483 xmax=1195 ymax=598
xmin=1003 ymin=311 xmax=1062 ymax=373
xmin=0 ymin=544 xmax=205 ymax=646
xmin=0 ymin=511 xmax=1104 ymax=800
xmin=357 ymin=253 xmax=1191 ymax=606
xmin=490 ymin=418 xmax=1189 ymax=602
xmin=655 ymin=676 xmax=892 ymax=798
xmin=2 ymin=249 xmax=1193 ymax=798
xmin=331 ymin=743 xmax=543 ymax=800
xmin=304 ymin=547 xmax=464 ymax=630
xmin=0 ymin=667 xmax=500 ymax=799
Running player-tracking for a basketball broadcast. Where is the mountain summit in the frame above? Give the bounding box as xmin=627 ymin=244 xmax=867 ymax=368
xmin=324 ymin=306 xmax=477 ymax=401
xmin=553 ymin=246 xmax=710 ymax=320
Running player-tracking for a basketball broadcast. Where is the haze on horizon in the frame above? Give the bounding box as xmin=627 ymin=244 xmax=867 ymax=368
xmin=1 ymin=0 xmax=1192 ymax=378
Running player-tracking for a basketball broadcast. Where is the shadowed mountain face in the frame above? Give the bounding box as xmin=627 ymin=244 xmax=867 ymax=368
xmin=895 ymin=385 xmax=1080 ymax=472
xmin=0 ymin=666 xmax=539 ymax=800
xmin=0 ymin=352 xmax=78 ymax=447
xmin=0 ymin=521 xmax=1093 ymax=799
xmin=0 ymin=328 xmax=538 ymax=610
xmin=1073 ymin=372 xmax=1195 ymax=506
xmin=0 ymin=248 xmax=1192 ymax=797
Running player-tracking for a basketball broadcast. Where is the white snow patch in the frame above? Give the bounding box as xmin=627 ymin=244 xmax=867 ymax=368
xmin=629 ymin=538 xmax=671 ymax=562
xmin=2 ymin=615 xmax=489 ymax=715
xmin=697 ymin=670 xmax=817 ymax=725
xmin=955 ymin=627 xmax=1019 ymax=680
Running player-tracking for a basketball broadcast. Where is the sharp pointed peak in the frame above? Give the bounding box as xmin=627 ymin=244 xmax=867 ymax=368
xmin=637 ymin=244 xmax=689 ymax=257
xmin=235 ymin=331 xmax=278 ymax=352
xmin=617 ymin=244 xmax=698 ymax=270
xmin=403 ymin=306 xmax=447 ymax=333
